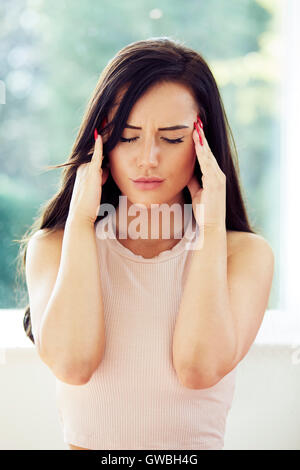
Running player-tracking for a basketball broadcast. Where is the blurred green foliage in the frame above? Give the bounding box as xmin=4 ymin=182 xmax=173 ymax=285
xmin=0 ymin=0 xmax=280 ymax=308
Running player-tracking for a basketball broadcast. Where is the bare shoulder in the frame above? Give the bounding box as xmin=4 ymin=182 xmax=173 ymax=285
xmin=27 ymin=227 xmax=65 ymax=265
xmin=30 ymin=227 xmax=65 ymax=250
xmin=226 ymin=230 xmax=274 ymax=261
xmin=32 ymin=227 xmax=64 ymax=242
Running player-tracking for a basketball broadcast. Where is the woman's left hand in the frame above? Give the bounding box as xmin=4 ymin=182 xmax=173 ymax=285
xmin=187 ymin=118 xmax=226 ymax=231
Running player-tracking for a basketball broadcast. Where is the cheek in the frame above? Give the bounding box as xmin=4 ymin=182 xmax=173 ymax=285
xmin=177 ymin=145 xmax=196 ymax=171
xmin=108 ymin=150 xmax=131 ymax=186
xmin=173 ymin=149 xmax=197 ymax=185
xmin=108 ymin=149 xmax=123 ymax=170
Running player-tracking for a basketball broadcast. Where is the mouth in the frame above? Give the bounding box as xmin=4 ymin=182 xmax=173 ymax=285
xmin=132 ymin=176 xmax=164 ymax=182
xmin=131 ymin=179 xmax=165 ymax=190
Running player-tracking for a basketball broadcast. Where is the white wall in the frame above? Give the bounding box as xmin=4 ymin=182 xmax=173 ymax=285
xmin=1 ymin=341 xmax=300 ymax=450
xmin=224 ymin=344 xmax=300 ymax=450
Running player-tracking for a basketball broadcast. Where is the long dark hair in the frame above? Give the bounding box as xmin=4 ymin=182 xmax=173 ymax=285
xmin=15 ymin=36 xmax=257 ymax=344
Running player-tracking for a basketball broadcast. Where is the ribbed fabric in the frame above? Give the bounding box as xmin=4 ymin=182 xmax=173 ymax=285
xmin=55 ymin=210 xmax=237 ymax=450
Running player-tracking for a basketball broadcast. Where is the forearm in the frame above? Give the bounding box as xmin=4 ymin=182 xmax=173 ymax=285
xmin=40 ymin=218 xmax=105 ymax=378
xmin=172 ymin=227 xmax=236 ymax=384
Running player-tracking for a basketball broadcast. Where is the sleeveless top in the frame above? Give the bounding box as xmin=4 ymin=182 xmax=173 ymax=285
xmin=55 ymin=209 xmax=238 ymax=450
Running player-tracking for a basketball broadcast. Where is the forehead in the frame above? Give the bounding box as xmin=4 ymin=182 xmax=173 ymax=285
xmin=108 ymin=81 xmax=198 ymax=121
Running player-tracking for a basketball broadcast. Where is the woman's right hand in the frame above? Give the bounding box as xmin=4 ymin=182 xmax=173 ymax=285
xmin=67 ymin=130 xmax=110 ymax=227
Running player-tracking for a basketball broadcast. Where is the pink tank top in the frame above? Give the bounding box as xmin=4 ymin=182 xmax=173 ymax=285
xmin=55 ymin=210 xmax=237 ymax=450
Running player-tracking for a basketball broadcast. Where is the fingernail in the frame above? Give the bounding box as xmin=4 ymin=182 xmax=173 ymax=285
xmin=94 ymin=128 xmax=98 ymax=141
xmin=197 ymin=115 xmax=203 ymax=129
xmin=194 ymin=121 xmax=203 ymax=145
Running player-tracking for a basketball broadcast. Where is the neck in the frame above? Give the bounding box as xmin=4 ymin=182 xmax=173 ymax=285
xmin=113 ymin=199 xmax=191 ymax=246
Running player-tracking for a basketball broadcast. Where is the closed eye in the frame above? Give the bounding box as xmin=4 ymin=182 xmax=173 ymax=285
xmin=120 ymin=137 xmax=184 ymax=144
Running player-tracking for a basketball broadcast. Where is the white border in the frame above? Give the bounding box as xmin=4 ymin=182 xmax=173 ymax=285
xmin=280 ymin=0 xmax=300 ymax=322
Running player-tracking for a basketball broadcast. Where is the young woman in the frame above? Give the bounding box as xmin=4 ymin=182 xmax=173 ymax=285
xmin=19 ymin=37 xmax=274 ymax=450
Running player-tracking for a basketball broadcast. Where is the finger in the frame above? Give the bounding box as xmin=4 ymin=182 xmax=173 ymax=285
xmin=193 ymin=126 xmax=210 ymax=170
xmin=92 ymin=133 xmax=103 ymax=166
xmin=196 ymin=122 xmax=213 ymax=157
xmin=194 ymin=121 xmax=209 ymax=152
xmin=195 ymin=123 xmax=223 ymax=175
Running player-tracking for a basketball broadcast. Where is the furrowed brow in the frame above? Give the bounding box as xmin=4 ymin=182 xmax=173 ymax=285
xmin=124 ymin=124 xmax=190 ymax=131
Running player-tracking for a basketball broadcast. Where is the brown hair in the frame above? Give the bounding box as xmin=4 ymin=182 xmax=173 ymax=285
xmin=15 ymin=36 xmax=257 ymax=344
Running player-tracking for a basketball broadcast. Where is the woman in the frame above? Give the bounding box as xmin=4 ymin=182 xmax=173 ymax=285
xmin=18 ymin=37 xmax=274 ymax=450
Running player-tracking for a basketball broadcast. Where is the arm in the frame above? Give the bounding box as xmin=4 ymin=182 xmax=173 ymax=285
xmin=175 ymin=118 xmax=274 ymax=389
xmin=27 ymin=219 xmax=105 ymax=385
xmin=172 ymin=226 xmax=236 ymax=389
xmin=172 ymin=228 xmax=274 ymax=390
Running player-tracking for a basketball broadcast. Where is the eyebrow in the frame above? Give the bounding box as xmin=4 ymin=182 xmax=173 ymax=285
xmin=124 ymin=124 xmax=190 ymax=131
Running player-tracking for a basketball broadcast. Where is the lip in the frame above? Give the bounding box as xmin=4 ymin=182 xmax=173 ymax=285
xmin=131 ymin=180 xmax=164 ymax=190
xmin=132 ymin=177 xmax=164 ymax=182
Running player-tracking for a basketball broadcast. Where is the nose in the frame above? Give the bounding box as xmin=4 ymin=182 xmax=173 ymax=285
xmin=136 ymin=139 xmax=159 ymax=169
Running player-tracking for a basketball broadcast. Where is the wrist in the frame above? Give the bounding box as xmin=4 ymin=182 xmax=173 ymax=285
xmin=65 ymin=214 xmax=96 ymax=231
xmin=202 ymin=223 xmax=227 ymax=235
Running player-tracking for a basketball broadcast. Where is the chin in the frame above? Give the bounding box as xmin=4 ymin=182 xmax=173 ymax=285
xmin=131 ymin=200 xmax=162 ymax=210
xmin=118 ymin=189 xmax=183 ymax=211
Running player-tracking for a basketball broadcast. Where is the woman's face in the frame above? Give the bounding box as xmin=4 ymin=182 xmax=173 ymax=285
xmin=107 ymin=81 xmax=199 ymax=209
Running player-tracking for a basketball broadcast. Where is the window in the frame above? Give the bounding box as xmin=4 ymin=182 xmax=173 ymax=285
xmin=0 ymin=0 xmax=292 ymax=345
